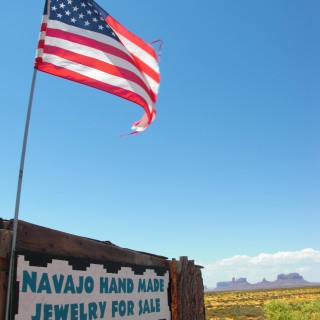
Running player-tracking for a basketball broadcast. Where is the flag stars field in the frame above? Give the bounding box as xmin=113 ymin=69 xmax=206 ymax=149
xmin=50 ymin=0 xmax=118 ymax=40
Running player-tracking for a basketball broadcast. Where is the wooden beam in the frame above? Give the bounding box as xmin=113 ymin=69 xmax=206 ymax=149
xmin=8 ymin=220 xmax=168 ymax=268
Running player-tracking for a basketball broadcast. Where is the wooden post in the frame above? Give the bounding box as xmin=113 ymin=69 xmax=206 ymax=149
xmin=0 ymin=221 xmax=12 ymax=320
xmin=170 ymin=256 xmax=205 ymax=320
xmin=170 ymin=259 xmax=178 ymax=320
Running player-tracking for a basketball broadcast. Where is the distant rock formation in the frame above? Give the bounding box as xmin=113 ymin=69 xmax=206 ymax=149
xmin=210 ymin=273 xmax=320 ymax=291
xmin=216 ymin=277 xmax=249 ymax=289
xmin=277 ymin=273 xmax=303 ymax=281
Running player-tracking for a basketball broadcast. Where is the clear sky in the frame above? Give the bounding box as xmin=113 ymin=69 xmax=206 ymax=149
xmin=1 ymin=0 xmax=319 ymax=287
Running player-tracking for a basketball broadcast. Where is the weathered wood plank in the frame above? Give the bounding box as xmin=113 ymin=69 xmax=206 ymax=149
xmin=9 ymin=220 xmax=168 ymax=268
xmin=0 ymin=229 xmax=12 ymax=260
xmin=0 ymin=229 xmax=12 ymax=320
xmin=170 ymin=259 xmax=178 ymax=320
xmin=0 ymin=272 xmax=8 ymax=320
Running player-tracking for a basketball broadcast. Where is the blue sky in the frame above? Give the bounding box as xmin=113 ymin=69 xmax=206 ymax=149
xmin=1 ymin=0 xmax=319 ymax=287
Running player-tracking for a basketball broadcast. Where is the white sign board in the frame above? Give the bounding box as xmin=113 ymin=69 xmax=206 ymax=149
xmin=15 ymin=254 xmax=171 ymax=320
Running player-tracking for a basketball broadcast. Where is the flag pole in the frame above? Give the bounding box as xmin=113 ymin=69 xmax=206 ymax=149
xmin=5 ymin=68 xmax=38 ymax=320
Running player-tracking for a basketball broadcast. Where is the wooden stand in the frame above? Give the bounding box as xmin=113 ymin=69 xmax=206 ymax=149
xmin=0 ymin=219 xmax=205 ymax=320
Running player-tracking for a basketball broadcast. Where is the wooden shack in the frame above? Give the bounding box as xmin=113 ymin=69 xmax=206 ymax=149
xmin=0 ymin=219 xmax=205 ymax=320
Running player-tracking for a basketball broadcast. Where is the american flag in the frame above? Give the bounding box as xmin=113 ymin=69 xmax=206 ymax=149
xmin=35 ymin=0 xmax=160 ymax=133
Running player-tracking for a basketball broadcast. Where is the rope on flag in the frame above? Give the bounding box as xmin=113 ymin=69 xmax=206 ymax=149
xmin=35 ymin=0 xmax=160 ymax=134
